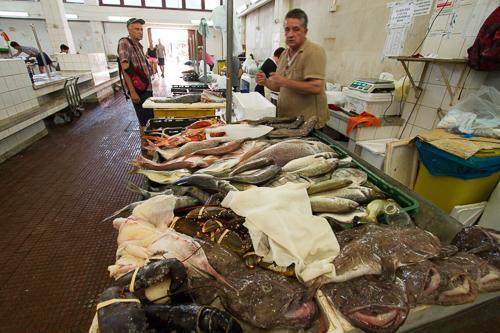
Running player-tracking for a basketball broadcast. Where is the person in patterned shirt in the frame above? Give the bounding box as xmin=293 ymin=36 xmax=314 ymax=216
xmin=117 ymin=18 xmax=154 ymax=140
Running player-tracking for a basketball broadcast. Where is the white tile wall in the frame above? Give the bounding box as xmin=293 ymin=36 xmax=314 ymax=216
xmin=398 ymin=2 xmax=496 ymax=139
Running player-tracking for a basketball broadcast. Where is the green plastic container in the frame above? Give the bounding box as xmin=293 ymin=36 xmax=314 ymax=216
xmin=313 ymin=130 xmax=419 ymax=217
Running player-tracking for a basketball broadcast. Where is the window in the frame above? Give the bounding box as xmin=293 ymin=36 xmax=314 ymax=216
xmin=165 ymin=0 xmax=182 ymax=8
xmin=101 ymin=0 xmax=120 ymax=5
xmin=185 ymin=0 xmax=202 ymax=10
xmin=123 ymin=0 xmax=141 ymax=6
xmin=145 ymin=0 xmax=162 ymax=7
xmin=99 ymin=0 xmax=223 ymax=11
xmin=204 ymin=0 xmax=221 ymax=10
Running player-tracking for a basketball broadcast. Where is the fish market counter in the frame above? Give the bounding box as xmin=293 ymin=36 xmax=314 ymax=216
xmin=0 ymin=58 xmax=120 ymax=163
xmin=92 ymin=117 xmax=499 ymax=333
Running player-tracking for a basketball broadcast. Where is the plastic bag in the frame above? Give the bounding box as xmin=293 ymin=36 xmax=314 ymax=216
xmin=242 ymin=57 xmax=258 ymax=75
xmin=437 ymin=86 xmax=500 ymax=134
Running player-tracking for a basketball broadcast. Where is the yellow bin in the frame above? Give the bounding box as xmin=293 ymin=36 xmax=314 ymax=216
xmin=414 ymin=162 xmax=500 ymax=213
xmin=153 ymin=108 xmax=216 ymax=118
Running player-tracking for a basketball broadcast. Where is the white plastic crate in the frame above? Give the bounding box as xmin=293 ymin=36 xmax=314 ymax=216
xmin=356 ymin=138 xmax=398 ymax=170
xmin=344 ymin=89 xmax=398 ymax=117
xmin=233 ymin=92 xmax=276 ymax=121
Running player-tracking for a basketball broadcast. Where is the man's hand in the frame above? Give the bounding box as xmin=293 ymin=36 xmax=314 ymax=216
xmin=131 ymin=91 xmax=141 ymax=104
xmin=255 ymin=71 xmax=266 ymax=85
xmin=268 ymin=72 xmax=287 ymax=88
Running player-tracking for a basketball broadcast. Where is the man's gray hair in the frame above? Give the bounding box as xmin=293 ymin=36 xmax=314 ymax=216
xmin=285 ymin=8 xmax=308 ymax=29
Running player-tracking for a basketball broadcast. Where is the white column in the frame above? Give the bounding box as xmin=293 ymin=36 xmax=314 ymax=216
xmin=89 ymin=21 xmax=107 ymax=53
xmin=39 ymin=0 xmax=76 ymax=54
xmin=273 ymin=0 xmax=291 ymax=47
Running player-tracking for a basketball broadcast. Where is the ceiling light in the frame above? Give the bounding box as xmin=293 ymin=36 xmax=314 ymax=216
xmin=236 ymin=4 xmax=247 ymax=14
xmin=0 ymin=11 xmax=29 ymax=18
xmin=250 ymin=0 xmax=259 ymax=4
xmin=108 ymin=16 xmax=131 ymax=22
xmin=65 ymin=14 xmax=78 ymax=20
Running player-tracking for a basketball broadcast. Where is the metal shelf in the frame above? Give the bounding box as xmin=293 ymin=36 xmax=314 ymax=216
xmin=389 ymin=56 xmax=469 ymax=105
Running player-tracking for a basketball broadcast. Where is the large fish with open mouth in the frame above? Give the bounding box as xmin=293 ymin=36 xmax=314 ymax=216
xmin=329 ymin=224 xmax=441 ymax=282
xmin=452 ymin=226 xmax=500 ymax=269
xmin=396 ymin=260 xmax=442 ymax=306
xmin=429 ymin=258 xmax=479 ymax=305
xmin=321 ymin=275 xmax=409 ymax=333
xmin=446 ymin=252 xmax=500 ymax=293
xmin=189 ymin=240 xmax=321 ymax=331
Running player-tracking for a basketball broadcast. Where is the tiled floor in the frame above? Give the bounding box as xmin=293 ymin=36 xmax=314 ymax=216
xmin=0 ymin=93 xmax=142 ymax=332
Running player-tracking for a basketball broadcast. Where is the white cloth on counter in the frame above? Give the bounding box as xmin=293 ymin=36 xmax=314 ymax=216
xmin=221 ymin=183 xmax=340 ymax=283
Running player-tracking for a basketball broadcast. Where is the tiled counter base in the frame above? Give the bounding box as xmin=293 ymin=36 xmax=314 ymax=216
xmin=0 ymin=59 xmax=119 ymax=163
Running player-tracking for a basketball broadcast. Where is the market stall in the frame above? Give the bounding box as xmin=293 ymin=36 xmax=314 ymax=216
xmin=90 ymin=115 xmax=500 ymax=333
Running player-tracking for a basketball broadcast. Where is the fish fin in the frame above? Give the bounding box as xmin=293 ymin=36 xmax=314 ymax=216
xmin=126 ymin=181 xmax=150 ymax=198
xmin=381 ymin=257 xmax=399 ymax=281
xmin=100 ymin=201 xmax=143 ymax=223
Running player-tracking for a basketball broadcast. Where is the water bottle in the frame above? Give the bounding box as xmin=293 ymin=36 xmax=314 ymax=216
xmin=383 ymin=199 xmax=414 ymax=227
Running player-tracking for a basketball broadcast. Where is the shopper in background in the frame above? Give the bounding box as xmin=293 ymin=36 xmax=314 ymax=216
xmin=255 ymin=47 xmax=285 ymax=96
xmin=256 ymin=8 xmax=328 ymax=128
xmin=146 ymin=41 xmax=158 ymax=76
xmin=10 ymin=41 xmax=56 ymax=73
xmin=60 ymin=44 xmax=69 ymax=54
xmin=117 ymin=18 xmax=153 ymax=144
xmin=198 ymin=47 xmax=215 ymax=71
xmin=232 ymin=55 xmax=243 ymax=92
xmin=156 ymin=38 xmax=166 ymax=78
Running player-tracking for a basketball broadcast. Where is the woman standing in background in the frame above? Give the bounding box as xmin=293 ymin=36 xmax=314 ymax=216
xmin=146 ymin=28 xmax=158 ymax=76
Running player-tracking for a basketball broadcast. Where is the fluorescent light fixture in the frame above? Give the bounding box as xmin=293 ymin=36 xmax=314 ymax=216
xmin=108 ymin=16 xmax=131 ymax=22
xmin=250 ymin=0 xmax=260 ymax=4
xmin=65 ymin=14 xmax=78 ymax=20
xmin=0 ymin=11 xmax=29 ymax=18
xmin=236 ymin=4 xmax=247 ymax=14
xmin=190 ymin=19 xmax=214 ymax=26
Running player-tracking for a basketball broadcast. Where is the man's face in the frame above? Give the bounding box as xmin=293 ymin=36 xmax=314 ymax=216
xmin=284 ymin=18 xmax=307 ymax=49
xmin=128 ymin=23 xmax=144 ymax=41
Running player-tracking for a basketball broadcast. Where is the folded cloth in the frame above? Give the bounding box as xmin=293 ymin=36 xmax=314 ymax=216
xmin=221 ymin=183 xmax=339 ymax=283
xmin=346 ymin=111 xmax=381 ymax=136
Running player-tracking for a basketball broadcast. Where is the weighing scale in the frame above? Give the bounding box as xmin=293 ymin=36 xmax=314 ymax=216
xmin=348 ymin=79 xmax=395 ymax=93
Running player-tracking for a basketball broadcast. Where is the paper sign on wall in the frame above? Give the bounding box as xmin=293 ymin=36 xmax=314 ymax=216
xmin=390 ymin=3 xmax=415 ymax=27
xmin=384 ymin=26 xmax=407 ymax=56
xmin=436 ymin=0 xmax=455 ymax=12
xmin=413 ymin=0 xmax=434 ymax=16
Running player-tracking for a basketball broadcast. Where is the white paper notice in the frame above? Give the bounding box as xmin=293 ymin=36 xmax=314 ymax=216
xmin=413 ymin=0 xmax=433 ymax=16
xmin=384 ymin=27 xmax=407 ymax=57
xmin=390 ymin=3 xmax=415 ymax=27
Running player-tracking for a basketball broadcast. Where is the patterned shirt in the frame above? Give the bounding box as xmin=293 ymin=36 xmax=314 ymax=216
xmin=117 ymin=37 xmax=153 ymax=91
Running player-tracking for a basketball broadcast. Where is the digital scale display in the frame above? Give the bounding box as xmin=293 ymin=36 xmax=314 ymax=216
xmin=348 ymin=79 xmax=395 ymax=93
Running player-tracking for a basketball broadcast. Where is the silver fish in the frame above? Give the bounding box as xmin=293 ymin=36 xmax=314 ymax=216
xmin=170 ymin=140 xmax=220 ymax=160
xmin=229 ymin=157 xmax=274 ymax=176
xmin=290 ymin=159 xmax=337 ymax=177
xmin=319 ymin=208 xmax=367 ymax=224
xmin=224 ymin=165 xmax=282 ymax=185
xmin=310 ymin=186 xmax=385 ymax=204
xmin=247 ymin=139 xmax=334 ymax=167
xmin=331 ymin=168 xmax=368 ymax=185
xmin=127 ymin=182 xmax=173 ymax=198
xmin=338 ymin=157 xmax=355 ymax=168
xmin=195 ymin=158 xmax=240 ymax=177
xmin=307 ymin=179 xmax=353 ymax=195
xmin=133 ymin=169 xmax=192 ymax=184
xmin=310 ymin=197 xmax=359 ymax=213
xmin=282 ymin=152 xmax=338 ymax=172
